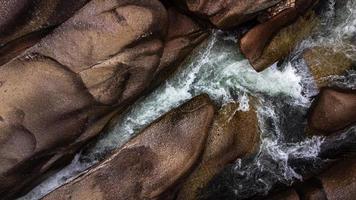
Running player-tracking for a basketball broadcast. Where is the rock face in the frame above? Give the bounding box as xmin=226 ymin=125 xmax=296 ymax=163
xmin=174 ymin=0 xmax=282 ymax=29
xmin=303 ymin=47 xmax=353 ymax=88
xmin=0 ymin=0 xmax=89 ymax=64
xmin=152 ymin=7 xmax=209 ymax=87
xmin=0 ymin=0 xmax=209 ymax=196
xmin=240 ymin=0 xmax=318 ymax=71
xmin=308 ymin=88 xmax=356 ymax=135
xmin=318 ymin=158 xmax=356 ymax=200
xmin=177 ymin=101 xmax=260 ymax=200
xmin=42 ymin=95 xmax=215 ymax=200
xmin=0 ymin=0 xmax=169 ymax=198
xmin=0 ymin=0 xmax=88 ymax=45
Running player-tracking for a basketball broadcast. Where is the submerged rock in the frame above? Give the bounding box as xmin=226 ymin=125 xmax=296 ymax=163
xmin=308 ymin=88 xmax=356 ymax=135
xmin=0 ymin=0 xmax=89 ymax=64
xmin=240 ymin=0 xmax=319 ymax=72
xmin=42 ymin=94 xmax=215 ymax=200
xmin=177 ymin=101 xmax=260 ymax=200
xmin=303 ymin=47 xmax=353 ymax=88
xmin=173 ymin=0 xmax=282 ymax=29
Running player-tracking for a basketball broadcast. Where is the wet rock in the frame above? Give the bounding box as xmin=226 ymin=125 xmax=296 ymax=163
xmin=318 ymin=158 xmax=356 ymax=200
xmin=0 ymin=0 xmax=168 ymax=198
xmin=265 ymin=189 xmax=300 ymax=200
xmin=152 ymin=7 xmax=209 ymax=87
xmin=308 ymin=88 xmax=356 ymax=135
xmin=0 ymin=0 xmax=89 ymax=63
xmin=240 ymin=0 xmax=319 ymax=72
xmin=297 ymin=183 xmax=327 ymax=200
xmin=174 ymin=0 xmax=282 ymax=29
xmin=177 ymin=101 xmax=260 ymax=200
xmin=303 ymin=47 xmax=353 ymax=88
xmin=42 ymin=94 xmax=215 ymax=200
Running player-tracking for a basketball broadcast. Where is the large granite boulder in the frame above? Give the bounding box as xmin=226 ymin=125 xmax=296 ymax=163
xmin=42 ymin=94 xmax=215 ymax=200
xmin=173 ymin=0 xmax=282 ymax=29
xmin=0 ymin=0 xmax=169 ymax=198
xmin=177 ymin=101 xmax=260 ymax=200
xmin=240 ymin=0 xmax=319 ymax=71
xmin=308 ymin=88 xmax=356 ymax=135
xmin=0 ymin=0 xmax=89 ymax=64
xmin=303 ymin=47 xmax=353 ymax=88
xmin=152 ymin=7 xmax=209 ymax=87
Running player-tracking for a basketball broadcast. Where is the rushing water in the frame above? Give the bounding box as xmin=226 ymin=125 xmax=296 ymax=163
xmin=20 ymin=0 xmax=355 ymax=199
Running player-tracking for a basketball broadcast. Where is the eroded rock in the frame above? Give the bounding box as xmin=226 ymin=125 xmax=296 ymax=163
xmin=318 ymin=158 xmax=356 ymax=200
xmin=308 ymin=88 xmax=356 ymax=135
xmin=177 ymin=101 xmax=260 ymax=200
xmin=303 ymin=47 xmax=353 ymax=88
xmin=152 ymin=7 xmax=209 ymax=87
xmin=174 ymin=0 xmax=282 ymax=29
xmin=0 ymin=0 xmax=168 ymax=198
xmin=42 ymin=94 xmax=215 ymax=200
xmin=0 ymin=0 xmax=89 ymax=64
xmin=240 ymin=0 xmax=319 ymax=72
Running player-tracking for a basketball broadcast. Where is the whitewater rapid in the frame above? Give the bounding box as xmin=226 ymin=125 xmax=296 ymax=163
xmin=20 ymin=0 xmax=355 ymax=199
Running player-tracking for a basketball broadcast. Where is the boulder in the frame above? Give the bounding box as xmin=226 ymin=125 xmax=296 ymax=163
xmin=42 ymin=94 xmax=215 ymax=200
xmin=177 ymin=101 xmax=260 ymax=200
xmin=308 ymin=88 xmax=356 ymax=135
xmin=0 ymin=0 xmax=89 ymax=64
xmin=303 ymin=47 xmax=353 ymax=88
xmin=152 ymin=7 xmax=209 ymax=87
xmin=174 ymin=0 xmax=282 ymax=29
xmin=318 ymin=159 xmax=356 ymax=200
xmin=240 ymin=0 xmax=319 ymax=72
xmin=0 ymin=0 xmax=168 ymax=198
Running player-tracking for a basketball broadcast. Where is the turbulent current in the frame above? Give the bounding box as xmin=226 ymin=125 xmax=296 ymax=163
xmin=20 ymin=0 xmax=356 ymax=199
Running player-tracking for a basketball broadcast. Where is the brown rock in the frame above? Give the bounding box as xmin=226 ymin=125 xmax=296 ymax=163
xmin=0 ymin=0 xmax=89 ymax=63
xmin=240 ymin=0 xmax=319 ymax=72
xmin=265 ymin=189 xmax=300 ymax=200
xmin=177 ymin=101 xmax=260 ymax=200
xmin=318 ymin=159 xmax=356 ymax=200
xmin=308 ymin=88 xmax=356 ymax=135
xmin=175 ymin=0 xmax=282 ymax=29
xmin=0 ymin=0 xmax=168 ymax=198
xmin=42 ymin=94 xmax=215 ymax=200
xmin=152 ymin=7 xmax=209 ymax=87
xmin=303 ymin=47 xmax=353 ymax=88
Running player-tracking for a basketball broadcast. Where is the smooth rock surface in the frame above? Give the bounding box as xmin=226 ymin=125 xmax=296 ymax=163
xmin=308 ymin=88 xmax=356 ymax=135
xmin=177 ymin=101 xmax=260 ymax=200
xmin=303 ymin=47 xmax=353 ymax=88
xmin=318 ymin=159 xmax=356 ymax=200
xmin=0 ymin=0 xmax=89 ymax=63
xmin=240 ymin=0 xmax=318 ymax=71
xmin=42 ymin=94 xmax=215 ymax=200
xmin=174 ymin=0 xmax=282 ymax=29
xmin=0 ymin=0 xmax=168 ymax=198
xmin=152 ymin=7 xmax=209 ymax=87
